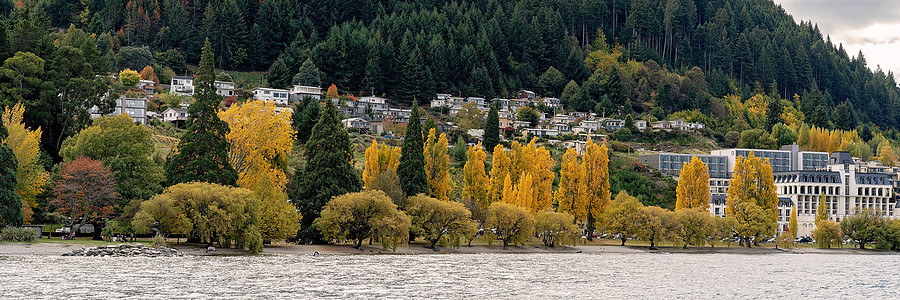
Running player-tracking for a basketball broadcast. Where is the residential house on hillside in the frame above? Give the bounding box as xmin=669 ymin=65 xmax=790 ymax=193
xmin=161 ymin=106 xmax=189 ymax=128
xmin=341 ymin=117 xmax=370 ymax=132
xmin=214 ymin=81 xmax=235 ymax=98
xmin=542 ymin=97 xmax=561 ymax=108
xmin=170 ymin=76 xmax=194 ymax=96
xmin=91 ymin=96 xmax=148 ymax=125
xmin=290 ymin=85 xmax=322 ymax=102
xmin=605 ymin=119 xmax=624 ymax=131
xmin=251 ymin=87 xmax=290 ymax=105
xmin=138 ymin=80 xmax=155 ymax=95
xmin=517 ymin=90 xmax=536 ymax=100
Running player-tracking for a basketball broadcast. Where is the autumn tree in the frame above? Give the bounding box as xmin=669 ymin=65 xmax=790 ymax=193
xmin=582 ymin=140 xmax=611 ymax=240
xmin=488 ymin=144 xmax=510 ymax=203
xmin=534 ymin=211 xmax=579 ymax=247
xmin=218 ymin=100 xmax=294 ymax=189
xmin=326 ymin=83 xmax=339 ymax=99
xmin=148 ymin=182 xmax=262 ymax=253
xmin=253 ymin=174 xmax=302 ymax=242
xmin=483 ymin=202 xmax=535 ymax=249
xmin=132 ymin=194 xmax=192 ymax=238
xmin=601 ymin=191 xmax=645 ymax=245
xmin=815 ymin=221 xmax=842 ymax=249
xmin=406 ymin=194 xmax=476 ymax=249
xmin=725 ymin=152 xmax=778 ymax=246
xmin=362 ymin=140 xmax=400 ymax=190
xmin=2 ymin=103 xmax=48 ymax=223
xmin=815 ymin=193 xmax=829 ymax=225
xmin=788 ymin=205 xmax=798 ymax=240
xmin=166 ymin=40 xmax=238 ymax=186
xmin=462 ymin=142 xmax=490 ymax=208
xmin=398 ymin=101 xmax=427 ymax=196
xmin=51 ymin=157 xmax=119 ymax=235
xmin=880 ymin=145 xmax=899 ymax=167
xmin=675 ymin=156 xmax=710 ymax=211
xmin=314 ymin=190 xmax=410 ymax=250
xmin=556 ymin=148 xmax=586 ymax=222
xmin=455 ymin=102 xmax=485 ymax=132
xmin=674 ymin=208 xmax=715 ymax=249
xmin=139 ymin=65 xmax=155 ymax=80
xmin=61 ymin=114 xmax=164 ymax=204
xmin=424 ymin=128 xmax=451 ymax=201
xmin=292 ymin=100 xmax=362 ymax=243
xmin=0 ymin=120 xmax=22 ymax=226
xmin=119 ymin=69 xmax=140 ymax=87
xmin=638 ymin=206 xmax=673 ymax=249
xmin=507 ymin=139 xmax=554 ymax=212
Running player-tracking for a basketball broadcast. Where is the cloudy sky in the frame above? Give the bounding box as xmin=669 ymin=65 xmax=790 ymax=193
xmin=773 ymin=0 xmax=900 ymax=77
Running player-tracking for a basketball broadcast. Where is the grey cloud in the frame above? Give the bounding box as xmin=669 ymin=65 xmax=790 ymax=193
xmin=775 ymin=0 xmax=900 ymax=34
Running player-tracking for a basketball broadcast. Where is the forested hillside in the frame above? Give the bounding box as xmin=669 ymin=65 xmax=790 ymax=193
xmin=3 ymin=0 xmax=900 ymax=159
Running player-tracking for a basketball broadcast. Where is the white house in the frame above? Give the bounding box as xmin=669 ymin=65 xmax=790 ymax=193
xmin=523 ymin=128 xmax=559 ymax=137
xmin=137 ymin=80 xmax=155 ymax=95
xmin=341 ymin=117 xmax=370 ymax=131
xmin=170 ymin=76 xmax=194 ymax=96
xmin=290 ymin=85 xmax=322 ymax=102
xmin=91 ymin=96 xmax=148 ymax=125
xmin=161 ymin=106 xmax=189 ymax=128
xmin=251 ymin=87 xmax=290 ymax=105
xmin=214 ymin=81 xmax=236 ymax=98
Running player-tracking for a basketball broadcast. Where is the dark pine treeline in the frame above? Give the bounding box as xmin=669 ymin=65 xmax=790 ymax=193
xmin=9 ymin=0 xmax=900 ymax=134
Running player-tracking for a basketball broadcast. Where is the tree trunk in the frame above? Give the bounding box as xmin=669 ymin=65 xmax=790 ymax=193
xmin=355 ymin=238 xmax=363 ymax=249
xmin=586 ymin=214 xmax=595 ymax=241
xmin=745 ymin=238 xmax=752 ymax=248
xmin=620 ymin=238 xmax=626 ymax=246
xmin=649 ymin=239 xmax=656 ymax=250
xmin=859 ymin=242 xmax=865 ymax=249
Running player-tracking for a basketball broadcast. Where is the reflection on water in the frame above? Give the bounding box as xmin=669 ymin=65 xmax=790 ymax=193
xmin=1 ymin=253 xmax=898 ymax=299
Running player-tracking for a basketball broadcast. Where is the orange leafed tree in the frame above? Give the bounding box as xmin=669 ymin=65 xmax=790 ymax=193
xmin=326 ymin=83 xmax=339 ymax=99
xmin=51 ymin=157 xmax=119 ymax=234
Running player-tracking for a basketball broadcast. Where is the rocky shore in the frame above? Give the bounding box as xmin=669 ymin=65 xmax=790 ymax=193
xmin=61 ymin=244 xmax=184 ymax=257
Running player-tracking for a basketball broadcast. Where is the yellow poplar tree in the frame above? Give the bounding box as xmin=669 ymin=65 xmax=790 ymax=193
xmin=879 ymin=145 xmax=899 ymax=167
xmin=489 ymin=144 xmax=510 ymax=203
xmin=463 ymin=143 xmax=490 ymax=208
xmin=362 ymin=140 xmax=400 ymax=190
xmin=675 ymin=156 xmax=710 ymax=211
xmin=516 ymin=173 xmax=534 ymax=211
xmin=218 ymin=100 xmax=294 ymax=189
xmin=533 ymin=145 xmax=555 ymax=211
xmin=725 ymin=151 xmax=779 ymax=244
xmin=583 ymin=140 xmax=611 ymax=239
xmin=815 ymin=193 xmax=828 ymax=226
xmin=423 ymin=128 xmax=451 ymax=201
xmin=501 ymin=174 xmax=517 ymax=205
xmin=788 ymin=205 xmax=798 ymax=239
xmin=556 ymin=148 xmax=586 ymax=222
xmin=2 ymin=103 xmax=49 ymax=223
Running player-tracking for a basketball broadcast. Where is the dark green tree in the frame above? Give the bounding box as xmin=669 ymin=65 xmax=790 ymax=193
xmin=165 ymin=40 xmax=238 ymax=186
xmin=292 ymin=58 xmax=322 ymax=87
xmin=0 ymin=122 xmax=22 ymax=226
xmin=537 ymin=66 xmax=566 ymax=97
xmin=423 ymin=115 xmax=437 ymax=135
xmin=483 ymin=104 xmax=500 ymax=151
xmin=398 ymin=46 xmax=427 ymax=105
xmin=398 ymin=101 xmax=427 ymax=196
xmin=203 ymin=0 xmax=248 ymax=69
xmin=292 ymin=96 xmax=321 ymax=143
xmin=249 ymin=0 xmax=299 ymax=69
xmin=766 ymin=98 xmax=784 ymax=130
xmin=117 ymin=46 xmax=154 ymax=71
xmin=292 ymin=100 xmax=361 ymax=243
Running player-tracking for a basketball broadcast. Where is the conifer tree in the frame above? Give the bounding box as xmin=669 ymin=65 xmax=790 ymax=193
xmin=483 ymin=104 xmax=500 ymax=151
xmin=0 ymin=121 xmax=22 ymax=226
xmin=675 ymin=156 xmax=711 ymax=211
xmin=463 ymin=143 xmax=490 ymax=209
xmin=292 ymin=96 xmax=320 ymax=143
xmin=293 ymin=100 xmax=362 ymax=243
xmin=293 ymin=58 xmax=322 ymax=87
xmin=398 ymin=101 xmax=427 ymax=196
xmin=166 ymin=40 xmax=238 ymax=187
xmin=424 ymin=128 xmax=451 ymax=201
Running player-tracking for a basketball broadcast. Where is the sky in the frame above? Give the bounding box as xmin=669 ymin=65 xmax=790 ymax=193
xmin=773 ymin=0 xmax=900 ymax=77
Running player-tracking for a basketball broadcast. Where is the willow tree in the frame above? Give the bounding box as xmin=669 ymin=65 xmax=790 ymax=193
xmin=314 ymin=190 xmax=410 ymax=250
xmin=218 ymin=100 xmax=294 ymax=190
xmin=293 ymin=100 xmax=362 ymax=243
xmin=398 ymin=101 xmax=427 ymax=196
xmin=675 ymin=156 xmax=710 ymax=211
xmin=462 ymin=143 xmax=490 ymax=208
xmin=166 ymin=39 xmax=238 ymax=186
xmin=583 ymin=140 xmax=611 ymax=240
xmin=601 ymin=191 xmax=644 ymax=246
xmin=423 ymin=128 xmax=450 ymax=201
xmin=725 ymin=151 xmax=778 ymax=247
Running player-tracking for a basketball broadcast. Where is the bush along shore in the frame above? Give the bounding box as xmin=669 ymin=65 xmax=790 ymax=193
xmin=62 ymin=244 xmax=183 ymax=257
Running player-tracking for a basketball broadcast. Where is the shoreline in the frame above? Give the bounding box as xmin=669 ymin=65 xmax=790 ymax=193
xmin=2 ymin=241 xmax=896 ymax=257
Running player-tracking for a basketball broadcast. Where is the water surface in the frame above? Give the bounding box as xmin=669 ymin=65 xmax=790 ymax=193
xmin=1 ymin=253 xmax=897 ymax=299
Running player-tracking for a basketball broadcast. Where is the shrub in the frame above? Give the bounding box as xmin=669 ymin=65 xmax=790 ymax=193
xmin=1 ymin=227 xmax=37 ymax=242
xmin=152 ymin=233 xmax=167 ymax=248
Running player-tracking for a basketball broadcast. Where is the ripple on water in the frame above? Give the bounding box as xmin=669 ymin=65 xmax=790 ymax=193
xmin=1 ymin=253 xmax=898 ymax=299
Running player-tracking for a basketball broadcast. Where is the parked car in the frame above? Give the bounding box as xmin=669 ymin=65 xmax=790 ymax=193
xmin=795 ymin=236 xmax=814 ymax=243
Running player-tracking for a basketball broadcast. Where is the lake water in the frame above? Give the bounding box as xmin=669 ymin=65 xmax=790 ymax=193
xmin=1 ymin=253 xmax=898 ymax=299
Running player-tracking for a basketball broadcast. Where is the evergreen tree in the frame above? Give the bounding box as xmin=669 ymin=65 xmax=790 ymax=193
xmin=166 ymin=40 xmax=238 ymax=186
xmin=293 ymin=58 xmax=322 ymax=87
xmin=766 ymin=98 xmax=784 ymax=130
xmin=203 ymin=0 xmax=248 ymax=69
xmin=398 ymin=46 xmax=427 ymax=104
xmin=483 ymin=104 xmax=500 ymax=152
xmin=292 ymin=96 xmax=320 ymax=143
xmin=292 ymin=100 xmax=361 ymax=243
xmin=0 ymin=121 xmax=22 ymax=226
xmin=398 ymin=101 xmax=427 ymax=196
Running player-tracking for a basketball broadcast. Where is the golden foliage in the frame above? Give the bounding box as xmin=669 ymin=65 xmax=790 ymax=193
xmin=362 ymin=140 xmax=400 ymax=190
xmin=2 ymin=103 xmax=48 ymax=223
xmin=462 ymin=142 xmax=490 ymax=208
xmin=601 ymin=191 xmax=645 ymax=246
xmin=253 ymin=174 xmax=302 ymax=242
xmin=798 ymin=124 xmax=860 ymax=153
xmin=675 ymin=156 xmax=710 ymax=211
xmin=583 ymin=140 xmax=611 ymax=224
xmin=314 ymin=190 xmax=410 ymax=250
xmin=879 ymin=144 xmax=899 ymax=167
xmin=725 ymin=151 xmax=779 ymax=242
xmin=506 ymin=138 xmax=554 ymax=212
xmin=423 ymin=128 xmax=451 ymax=201
xmin=534 ymin=211 xmax=579 ymax=247
xmin=483 ymin=202 xmax=535 ymax=249
xmin=556 ymin=148 xmax=586 ymax=222
xmin=218 ymin=100 xmax=294 ymax=190
xmin=488 ymin=144 xmax=510 ymax=203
